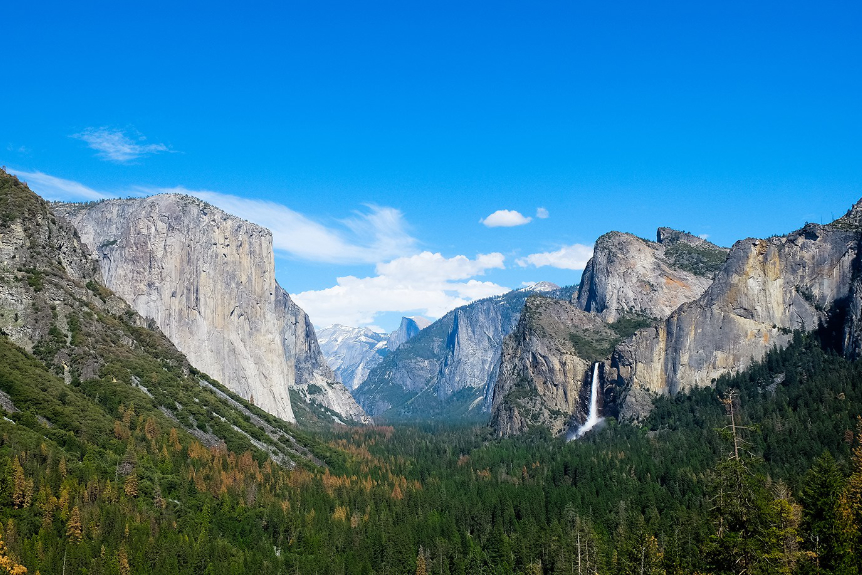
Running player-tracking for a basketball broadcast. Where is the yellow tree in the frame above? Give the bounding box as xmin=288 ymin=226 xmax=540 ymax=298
xmin=0 ymin=529 xmax=27 ymax=574
xmin=415 ymin=546 xmax=427 ymax=575
xmin=65 ymin=506 xmax=83 ymax=544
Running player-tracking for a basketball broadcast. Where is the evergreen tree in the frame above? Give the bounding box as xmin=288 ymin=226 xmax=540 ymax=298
xmin=66 ymin=506 xmax=83 ymax=544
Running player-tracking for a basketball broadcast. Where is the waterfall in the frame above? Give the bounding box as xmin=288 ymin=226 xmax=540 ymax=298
xmin=571 ymin=362 xmax=603 ymax=440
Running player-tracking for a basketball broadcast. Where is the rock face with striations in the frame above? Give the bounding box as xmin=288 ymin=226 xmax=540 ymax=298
xmin=576 ymin=229 xmax=728 ymax=321
xmin=53 ymin=194 xmax=368 ymax=425
xmin=490 ymin=296 xmax=616 ymax=437
xmin=612 ymin=209 xmax=862 ymax=421
xmin=491 ymin=229 xmax=729 ymax=437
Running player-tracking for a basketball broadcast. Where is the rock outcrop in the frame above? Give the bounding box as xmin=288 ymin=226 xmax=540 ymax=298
xmin=612 ymin=212 xmax=862 ymax=421
xmin=54 ymin=194 xmax=368 ymax=424
xmin=576 ymin=229 xmax=728 ymax=321
xmin=386 ymin=316 xmax=432 ymax=352
xmin=491 ymin=229 xmax=730 ymax=437
xmin=490 ymin=297 xmax=615 ymax=437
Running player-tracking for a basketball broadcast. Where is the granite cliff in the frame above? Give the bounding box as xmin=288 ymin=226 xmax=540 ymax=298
xmin=576 ymin=228 xmax=728 ymax=321
xmin=612 ymin=211 xmax=862 ymax=421
xmin=54 ymin=195 xmax=368 ymax=425
xmin=491 ymin=228 xmax=728 ymax=437
xmin=490 ymin=297 xmax=615 ymax=437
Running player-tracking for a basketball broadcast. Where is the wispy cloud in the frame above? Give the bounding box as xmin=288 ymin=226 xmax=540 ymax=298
xmin=10 ymin=169 xmax=112 ymax=201
xmin=293 ymin=252 xmax=509 ymax=327
xmin=480 ymin=209 xmax=532 ymax=227
xmin=516 ymin=244 xmax=593 ymax=270
xmin=5 ymin=144 xmax=31 ymax=155
xmin=72 ymin=127 xmax=171 ymax=162
xmin=536 ymin=207 xmax=549 ymax=219
xmin=137 ymin=187 xmax=418 ymax=265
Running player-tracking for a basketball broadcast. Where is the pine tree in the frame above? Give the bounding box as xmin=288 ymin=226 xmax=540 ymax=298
xmin=415 ymin=546 xmax=427 ymax=575
xmin=11 ymin=457 xmax=27 ymax=509
xmin=124 ymin=474 xmax=139 ymax=498
xmin=117 ymin=547 xmax=130 ymax=575
xmin=65 ymin=506 xmax=82 ymax=544
xmin=837 ymin=418 xmax=862 ymax=572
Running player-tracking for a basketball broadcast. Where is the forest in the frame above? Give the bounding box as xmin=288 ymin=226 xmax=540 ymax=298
xmin=1 ymin=329 xmax=862 ymax=574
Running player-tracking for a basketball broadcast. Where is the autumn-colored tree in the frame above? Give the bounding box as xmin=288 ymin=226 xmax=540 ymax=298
xmin=0 ymin=528 xmax=27 ymax=574
xmin=169 ymin=427 xmax=181 ymax=452
xmin=117 ymin=547 xmax=130 ymax=575
xmin=11 ymin=457 xmax=27 ymax=509
xmin=415 ymin=546 xmax=426 ymax=575
xmin=65 ymin=506 xmax=82 ymax=544
xmin=144 ymin=416 xmax=158 ymax=441
xmin=124 ymin=474 xmax=139 ymax=498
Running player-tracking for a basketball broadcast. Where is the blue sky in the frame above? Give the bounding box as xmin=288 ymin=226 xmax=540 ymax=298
xmin=3 ymin=0 xmax=861 ymax=331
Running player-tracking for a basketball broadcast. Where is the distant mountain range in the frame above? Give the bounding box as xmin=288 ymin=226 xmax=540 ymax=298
xmin=349 ymin=283 xmax=577 ymax=421
xmin=316 ymin=316 xmax=432 ymax=390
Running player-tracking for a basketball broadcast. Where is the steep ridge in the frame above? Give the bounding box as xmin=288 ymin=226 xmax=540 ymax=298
xmin=355 ymin=284 xmax=575 ymax=420
xmin=491 ymin=228 xmax=726 ymax=437
xmin=386 ymin=316 xmax=432 ymax=351
xmin=53 ymin=195 xmax=368 ymax=425
xmin=575 ymin=228 xmax=728 ymax=321
xmin=612 ymin=210 xmax=862 ymax=421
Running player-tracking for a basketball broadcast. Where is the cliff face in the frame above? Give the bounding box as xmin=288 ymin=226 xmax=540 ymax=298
xmin=612 ymin=217 xmax=862 ymax=421
xmin=489 ymin=297 xmax=613 ymax=437
xmin=355 ymin=285 xmax=571 ymax=420
xmin=53 ymin=195 xmax=368 ymax=424
xmin=576 ymin=229 xmax=728 ymax=322
xmin=491 ymin=229 xmax=729 ymax=437
xmin=387 ymin=316 xmax=432 ymax=352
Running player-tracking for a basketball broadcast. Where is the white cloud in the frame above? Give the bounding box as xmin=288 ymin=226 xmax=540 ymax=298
xmin=699 ymin=233 xmax=710 ymax=240
xmin=9 ymin=169 xmax=417 ymax=265
xmin=536 ymin=207 xmax=549 ymax=219
xmin=146 ymin=187 xmax=417 ymax=265
xmin=516 ymin=244 xmax=594 ymax=270
xmin=10 ymin=169 xmax=112 ymax=201
xmin=292 ymin=251 xmax=509 ymax=327
xmin=72 ymin=127 xmax=171 ymax=162
xmin=480 ymin=209 xmax=532 ymax=227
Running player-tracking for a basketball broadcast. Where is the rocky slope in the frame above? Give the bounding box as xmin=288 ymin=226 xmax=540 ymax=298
xmin=575 ymin=228 xmax=728 ymax=321
xmin=491 ymin=228 xmax=729 ymax=437
xmin=355 ymin=284 xmax=575 ymax=420
xmin=611 ymin=210 xmax=862 ymax=421
xmin=53 ymin=194 xmax=368 ymax=425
